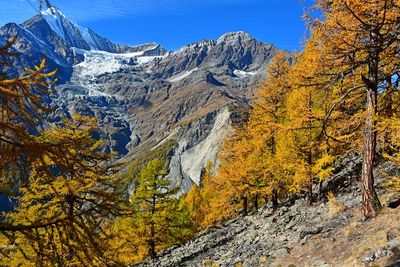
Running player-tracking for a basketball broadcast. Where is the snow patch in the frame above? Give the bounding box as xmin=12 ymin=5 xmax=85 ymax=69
xmin=73 ymin=49 xmax=164 ymax=77
xmin=74 ymin=49 xmax=124 ymax=76
xmin=72 ymin=48 xmax=164 ymax=98
xmin=137 ymin=56 xmax=163 ymax=65
xmin=168 ymin=68 xmax=199 ymax=83
xmin=233 ymin=69 xmax=257 ymax=78
xmin=87 ymin=84 xmax=113 ymax=98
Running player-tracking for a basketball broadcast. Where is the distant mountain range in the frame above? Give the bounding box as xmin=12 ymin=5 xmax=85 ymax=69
xmin=0 ymin=7 xmax=278 ymax=192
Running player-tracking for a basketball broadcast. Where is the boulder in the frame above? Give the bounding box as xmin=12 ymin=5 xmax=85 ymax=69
xmin=387 ymin=195 xmax=400 ymax=209
xmin=299 ymin=226 xmax=323 ymax=240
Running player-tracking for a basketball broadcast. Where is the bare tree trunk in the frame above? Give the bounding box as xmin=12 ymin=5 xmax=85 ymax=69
xmin=149 ymin=228 xmax=156 ymax=259
xmin=242 ymin=196 xmax=248 ymax=216
xmin=307 ymin=183 xmax=313 ymax=205
xmin=271 ymin=189 xmax=278 ymax=212
xmin=318 ymin=179 xmax=323 ymax=201
xmin=361 ymin=88 xmax=382 ymax=219
xmin=66 ymin=195 xmax=76 ymax=261
xmin=149 ymin=181 xmax=157 ymax=259
xmin=359 ymin=36 xmax=383 ymax=219
xmin=307 ymin=90 xmax=314 ymax=206
xmin=253 ymin=194 xmax=259 ymax=210
xmin=307 ymin=146 xmax=314 ymax=205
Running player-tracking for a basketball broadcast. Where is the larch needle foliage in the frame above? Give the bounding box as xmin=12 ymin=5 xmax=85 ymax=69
xmin=0 ymin=56 xmax=57 ymax=188
xmin=195 ymin=52 xmax=297 ymax=224
xmin=309 ymin=0 xmax=400 ymax=218
xmin=111 ymin=159 xmax=193 ymax=264
xmin=0 ymin=14 xmax=126 ymax=266
xmin=0 ymin=116 xmax=124 ymax=266
xmin=193 ymin=0 xmax=400 ymax=227
xmin=380 ymin=116 xmax=400 ymax=192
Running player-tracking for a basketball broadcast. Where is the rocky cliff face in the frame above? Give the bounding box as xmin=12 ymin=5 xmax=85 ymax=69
xmin=158 ymin=107 xmax=234 ymax=192
xmin=0 ymin=8 xmax=276 ymax=190
xmin=136 ymin=154 xmax=400 ymax=267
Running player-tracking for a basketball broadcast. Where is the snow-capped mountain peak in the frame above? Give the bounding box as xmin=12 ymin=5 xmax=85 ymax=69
xmin=41 ymin=6 xmax=98 ymax=49
xmin=41 ymin=7 xmax=73 ymax=42
xmin=39 ymin=7 xmax=167 ymax=55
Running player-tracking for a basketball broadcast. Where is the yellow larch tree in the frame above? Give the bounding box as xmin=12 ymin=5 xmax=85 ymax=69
xmin=0 ymin=26 xmax=126 ymax=265
xmin=113 ymin=159 xmax=193 ymax=264
xmin=246 ymin=51 xmax=295 ymax=209
xmin=283 ymin=44 xmax=336 ymax=204
xmin=0 ymin=116 xmax=124 ymax=266
xmin=309 ymin=0 xmax=400 ymax=218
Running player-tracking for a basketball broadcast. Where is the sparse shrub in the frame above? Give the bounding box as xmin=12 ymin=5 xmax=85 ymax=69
xmin=203 ymin=258 xmax=218 ymax=267
xmin=259 ymin=256 xmax=269 ymax=263
xmin=327 ymin=191 xmax=346 ymax=216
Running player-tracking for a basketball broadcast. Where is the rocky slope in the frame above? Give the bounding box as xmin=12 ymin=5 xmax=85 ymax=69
xmin=0 ymin=7 xmax=277 ymax=191
xmin=137 ymin=153 xmax=400 ymax=267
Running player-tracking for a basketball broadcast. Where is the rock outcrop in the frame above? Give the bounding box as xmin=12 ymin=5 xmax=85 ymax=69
xmin=158 ymin=107 xmax=234 ymax=191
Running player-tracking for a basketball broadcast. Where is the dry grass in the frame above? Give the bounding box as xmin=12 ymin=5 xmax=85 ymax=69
xmin=327 ymin=191 xmax=346 ymax=216
xmin=272 ymin=193 xmax=400 ymax=267
xmin=202 ymin=258 xmax=219 ymax=267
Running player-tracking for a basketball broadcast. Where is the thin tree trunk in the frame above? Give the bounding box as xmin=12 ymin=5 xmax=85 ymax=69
xmin=67 ymin=195 xmax=76 ymax=260
xmin=360 ymin=88 xmax=382 ymax=218
xmin=149 ymin=226 xmax=156 ymax=259
xmin=149 ymin=180 xmax=157 ymax=259
xmin=271 ymin=189 xmax=278 ymax=211
xmin=242 ymin=196 xmax=248 ymax=216
xmin=318 ymin=179 xmax=323 ymax=201
xmin=307 ymin=90 xmax=314 ymax=206
xmin=307 ymin=148 xmax=314 ymax=205
xmin=253 ymin=194 xmax=259 ymax=210
xmin=307 ymin=183 xmax=313 ymax=205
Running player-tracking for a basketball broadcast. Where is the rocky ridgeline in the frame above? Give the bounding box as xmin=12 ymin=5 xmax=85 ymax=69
xmin=0 ymin=9 xmax=276 ymax=191
xmin=137 ymin=153 xmax=400 ymax=267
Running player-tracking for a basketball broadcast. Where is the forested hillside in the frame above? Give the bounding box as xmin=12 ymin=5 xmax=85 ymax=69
xmin=0 ymin=0 xmax=400 ymax=266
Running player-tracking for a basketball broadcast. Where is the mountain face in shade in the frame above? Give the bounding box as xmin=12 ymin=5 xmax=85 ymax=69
xmin=0 ymin=9 xmax=277 ymax=192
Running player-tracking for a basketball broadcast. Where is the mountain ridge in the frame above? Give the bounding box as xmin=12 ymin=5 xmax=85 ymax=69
xmin=0 ymin=8 xmax=277 ymax=192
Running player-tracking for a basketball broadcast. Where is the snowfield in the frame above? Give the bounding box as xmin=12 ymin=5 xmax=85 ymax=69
xmin=73 ymin=48 xmax=164 ymax=77
xmin=71 ymin=47 xmax=164 ymax=98
xmin=233 ymin=69 xmax=257 ymax=78
xmin=168 ymin=68 xmax=199 ymax=83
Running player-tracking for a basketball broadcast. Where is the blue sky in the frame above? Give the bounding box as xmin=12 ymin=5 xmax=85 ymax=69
xmin=1 ymin=0 xmax=308 ymax=51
